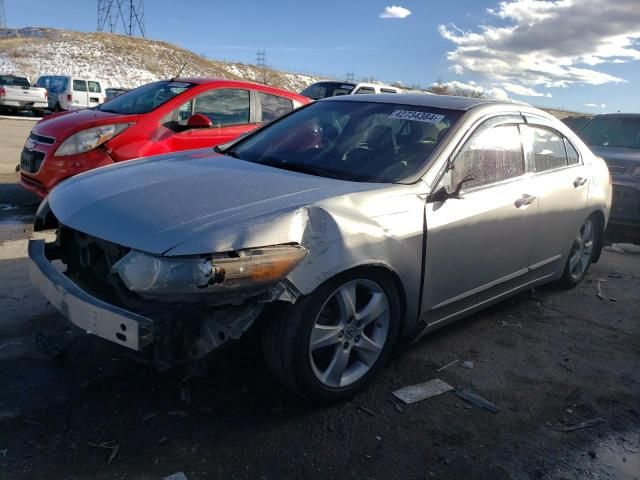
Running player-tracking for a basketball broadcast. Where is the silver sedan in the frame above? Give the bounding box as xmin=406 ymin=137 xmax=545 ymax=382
xmin=30 ymin=94 xmax=611 ymax=401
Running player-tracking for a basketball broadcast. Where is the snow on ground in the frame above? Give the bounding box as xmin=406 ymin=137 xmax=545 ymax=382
xmin=0 ymin=28 xmax=325 ymax=92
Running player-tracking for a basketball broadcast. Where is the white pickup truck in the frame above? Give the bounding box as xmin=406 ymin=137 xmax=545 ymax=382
xmin=0 ymin=75 xmax=48 ymax=115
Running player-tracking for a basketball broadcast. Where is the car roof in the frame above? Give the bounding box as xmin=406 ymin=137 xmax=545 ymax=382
xmin=174 ymin=77 xmax=307 ymax=99
xmin=321 ymin=93 xmax=511 ymax=111
xmin=592 ymin=113 xmax=640 ymax=118
xmin=176 ymin=77 xmax=271 ymax=88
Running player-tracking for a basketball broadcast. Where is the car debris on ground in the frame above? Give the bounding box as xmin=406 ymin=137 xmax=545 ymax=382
xmin=436 ymin=359 xmax=458 ymax=372
xmin=454 ymin=388 xmax=499 ymax=413
xmin=605 ymin=243 xmax=640 ymax=255
xmin=393 ymin=379 xmax=454 ymax=404
xmin=87 ymin=441 xmax=120 ymax=464
xmin=560 ymin=417 xmax=606 ymax=432
xmin=462 ymin=360 xmax=474 ymax=369
xmin=596 ymin=279 xmax=606 ymax=300
xmin=163 ymin=473 xmax=189 ymax=480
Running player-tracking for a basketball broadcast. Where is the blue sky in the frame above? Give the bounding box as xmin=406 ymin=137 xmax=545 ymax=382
xmin=5 ymin=0 xmax=640 ymax=112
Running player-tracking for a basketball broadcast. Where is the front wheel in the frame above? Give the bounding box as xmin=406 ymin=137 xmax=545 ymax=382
xmin=558 ymin=215 xmax=600 ymax=288
xmin=262 ymin=269 xmax=401 ymax=402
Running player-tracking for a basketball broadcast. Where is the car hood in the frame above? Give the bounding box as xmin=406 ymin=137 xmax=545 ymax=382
xmin=48 ymin=150 xmax=378 ymax=255
xmin=34 ymin=108 xmax=138 ymax=140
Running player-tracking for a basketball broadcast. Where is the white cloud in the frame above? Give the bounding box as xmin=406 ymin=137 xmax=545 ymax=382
xmin=432 ymin=80 xmax=511 ymax=100
xmin=503 ymin=83 xmax=552 ymax=97
xmin=585 ymin=103 xmax=606 ymax=108
xmin=380 ymin=6 xmax=412 ymax=19
xmin=439 ymin=0 xmax=640 ymax=94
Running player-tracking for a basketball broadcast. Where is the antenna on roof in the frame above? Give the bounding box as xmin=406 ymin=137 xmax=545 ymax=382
xmin=171 ymin=62 xmax=187 ymax=81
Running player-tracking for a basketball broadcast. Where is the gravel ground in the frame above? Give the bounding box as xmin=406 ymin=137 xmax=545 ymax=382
xmin=0 ymin=119 xmax=639 ymax=480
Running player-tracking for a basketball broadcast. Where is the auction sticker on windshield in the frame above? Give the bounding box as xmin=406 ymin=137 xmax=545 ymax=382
xmin=389 ymin=110 xmax=445 ymax=123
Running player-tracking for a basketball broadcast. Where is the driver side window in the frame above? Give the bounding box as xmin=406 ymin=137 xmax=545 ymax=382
xmin=447 ymin=122 xmax=524 ymax=191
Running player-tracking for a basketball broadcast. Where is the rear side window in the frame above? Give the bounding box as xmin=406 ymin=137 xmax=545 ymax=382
xmin=565 ymin=138 xmax=580 ymax=165
xmin=259 ymin=92 xmax=293 ymax=122
xmin=530 ymin=127 xmax=567 ymax=172
xmin=452 ymin=124 xmax=525 ymax=189
xmin=354 ymin=87 xmax=375 ymax=95
xmin=37 ymin=76 xmax=68 ymax=92
xmin=193 ymin=89 xmax=250 ymax=126
xmin=0 ymin=75 xmax=30 ymax=88
xmin=73 ymin=80 xmax=87 ymax=92
xmin=88 ymin=81 xmax=102 ymax=93
xmin=380 ymin=88 xmax=397 ymax=94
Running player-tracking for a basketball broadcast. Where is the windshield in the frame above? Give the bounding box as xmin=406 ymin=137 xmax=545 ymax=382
xmin=579 ymin=116 xmax=640 ymax=150
xmin=300 ymin=82 xmax=356 ymax=100
xmin=0 ymin=75 xmax=30 ymax=88
xmin=98 ymin=80 xmax=194 ymax=114
xmin=230 ymin=100 xmax=462 ymax=183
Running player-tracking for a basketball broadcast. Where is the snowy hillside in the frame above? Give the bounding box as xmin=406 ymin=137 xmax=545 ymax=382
xmin=0 ymin=28 xmax=325 ymax=92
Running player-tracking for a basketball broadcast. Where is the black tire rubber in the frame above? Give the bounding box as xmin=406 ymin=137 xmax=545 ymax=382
xmin=557 ymin=214 xmax=601 ymax=289
xmin=262 ymin=268 xmax=401 ymax=402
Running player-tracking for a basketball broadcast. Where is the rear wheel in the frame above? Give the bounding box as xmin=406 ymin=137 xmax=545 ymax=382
xmin=558 ymin=215 xmax=600 ymax=288
xmin=262 ymin=269 xmax=401 ymax=402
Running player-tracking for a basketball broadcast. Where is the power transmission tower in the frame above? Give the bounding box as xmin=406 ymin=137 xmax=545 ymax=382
xmin=256 ymin=50 xmax=267 ymax=67
xmin=97 ymin=0 xmax=145 ymax=37
xmin=0 ymin=0 xmax=7 ymax=29
xmin=346 ymin=72 xmax=355 ymax=82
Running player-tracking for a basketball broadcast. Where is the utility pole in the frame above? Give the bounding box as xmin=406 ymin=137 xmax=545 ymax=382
xmin=256 ymin=50 xmax=267 ymax=68
xmin=0 ymin=0 xmax=7 ymax=29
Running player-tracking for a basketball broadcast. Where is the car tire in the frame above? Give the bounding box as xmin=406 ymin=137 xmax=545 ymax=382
xmin=558 ymin=214 xmax=601 ymax=288
xmin=262 ymin=268 xmax=401 ymax=402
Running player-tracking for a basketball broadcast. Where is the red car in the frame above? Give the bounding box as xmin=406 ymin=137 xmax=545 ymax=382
xmin=19 ymin=78 xmax=310 ymax=198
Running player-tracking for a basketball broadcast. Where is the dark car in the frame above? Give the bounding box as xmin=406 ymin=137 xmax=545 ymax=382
xmin=105 ymin=88 xmax=129 ymax=101
xmin=561 ymin=116 xmax=591 ymax=133
xmin=579 ymin=114 xmax=640 ymax=226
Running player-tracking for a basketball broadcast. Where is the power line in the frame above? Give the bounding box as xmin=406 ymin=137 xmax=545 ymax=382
xmin=97 ymin=0 xmax=145 ymax=37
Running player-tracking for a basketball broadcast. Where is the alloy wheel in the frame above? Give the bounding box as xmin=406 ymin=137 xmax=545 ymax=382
xmin=568 ymin=218 xmax=595 ymax=281
xmin=308 ymin=279 xmax=390 ymax=388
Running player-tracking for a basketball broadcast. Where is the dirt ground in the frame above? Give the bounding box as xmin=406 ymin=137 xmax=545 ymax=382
xmin=0 ymin=118 xmax=639 ymax=480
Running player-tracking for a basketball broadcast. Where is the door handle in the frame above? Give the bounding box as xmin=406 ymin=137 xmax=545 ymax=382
xmin=515 ymin=194 xmax=536 ymax=208
xmin=574 ymin=177 xmax=588 ymax=188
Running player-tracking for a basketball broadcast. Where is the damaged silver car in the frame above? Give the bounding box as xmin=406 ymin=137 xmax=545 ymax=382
xmin=29 ymin=95 xmax=612 ymax=401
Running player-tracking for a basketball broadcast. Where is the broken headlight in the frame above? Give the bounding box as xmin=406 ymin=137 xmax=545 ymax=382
xmin=111 ymin=245 xmax=307 ymax=295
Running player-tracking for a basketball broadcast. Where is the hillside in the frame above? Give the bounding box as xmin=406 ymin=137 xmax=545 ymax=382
xmin=0 ymin=28 xmax=324 ymax=92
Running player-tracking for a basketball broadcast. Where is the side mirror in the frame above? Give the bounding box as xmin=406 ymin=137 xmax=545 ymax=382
xmin=429 ymin=185 xmax=452 ymax=203
xmin=186 ymin=113 xmax=213 ymax=129
xmin=428 ymin=174 xmax=477 ymax=203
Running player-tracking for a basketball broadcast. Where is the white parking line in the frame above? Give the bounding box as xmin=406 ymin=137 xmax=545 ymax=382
xmin=0 ymin=115 xmax=40 ymax=122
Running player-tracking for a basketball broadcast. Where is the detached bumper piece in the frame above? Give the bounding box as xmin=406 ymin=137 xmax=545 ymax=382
xmin=28 ymin=239 xmax=153 ymax=352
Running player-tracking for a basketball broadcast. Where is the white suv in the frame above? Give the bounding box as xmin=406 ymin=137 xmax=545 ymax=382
xmin=300 ymin=81 xmax=401 ymax=100
xmin=35 ymin=75 xmax=106 ymax=111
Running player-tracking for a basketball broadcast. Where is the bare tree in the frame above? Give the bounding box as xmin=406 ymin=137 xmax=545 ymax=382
xmin=428 ymin=78 xmax=449 ymax=95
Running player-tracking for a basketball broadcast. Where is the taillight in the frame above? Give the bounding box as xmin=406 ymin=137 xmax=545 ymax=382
xmin=67 ymin=94 xmax=72 ymax=101
xmin=0 ymin=87 xmax=5 ymax=98
xmin=44 ymin=91 xmax=48 ymax=100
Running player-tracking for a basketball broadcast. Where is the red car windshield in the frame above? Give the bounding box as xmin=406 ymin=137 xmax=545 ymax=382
xmin=98 ymin=80 xmax=194 ymax=115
